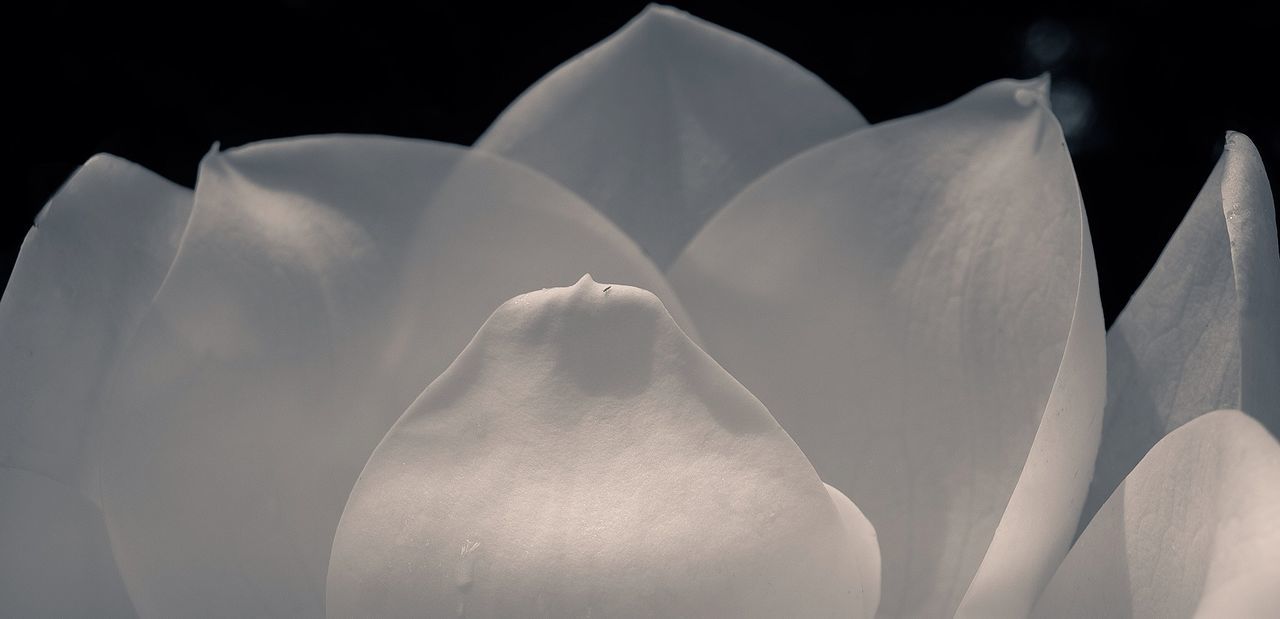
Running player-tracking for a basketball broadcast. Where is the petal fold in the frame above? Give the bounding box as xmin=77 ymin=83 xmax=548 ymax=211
xmin=1081 ymin=131 xmax=1280 ymax=529
xmin=476 ymin=4 xmax=866 ymax=268
xmin=328 ymin=277 xmax=879 ymax=618
xmin=669 ymin=78 xmax=1105 ymax=617
xmin=1033 ymin=410 xmax=1280 ymax=618
xmin=96 ymin=137 xmax=694 ymax=617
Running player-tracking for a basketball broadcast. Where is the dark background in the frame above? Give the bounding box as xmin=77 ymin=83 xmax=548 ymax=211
xmin=10 ymin=1 xmax=1278 ymax=325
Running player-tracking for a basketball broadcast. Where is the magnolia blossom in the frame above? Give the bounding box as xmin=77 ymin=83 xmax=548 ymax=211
xmin=2 ymin=6 xmax=1278 ymax=619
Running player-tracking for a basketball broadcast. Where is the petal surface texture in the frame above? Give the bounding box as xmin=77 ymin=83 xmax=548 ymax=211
xmin=475 ymin=4 xmax=866 ymax=269
xmin=668 ymin=79 xmax=1105 ymax=618
xmin=97 ymin=137 xmax=696 ymax=617
xmin=1032 ymin=410 xmax=1280 ymax=618
xmin=1081 ymin=132 xmax=1280 ymax=528
xmin=1 ymin=155 xmax=193 ymax=618
xmin=327 ymin=277 xmax=880 ymax=619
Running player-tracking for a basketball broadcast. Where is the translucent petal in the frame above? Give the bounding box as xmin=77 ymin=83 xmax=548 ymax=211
xmin=1 ymin=155 xmax=192 ymax=618
xmin=97 ymin=138 xmax=696 ymax=617
xmin=1032 ymin=410 xmax=1280 ymax=618
xmin=0 ymin=467 xmax=135 ymax=618
xmin=1 ymin=154 xmax=192 ymax=496
xmin=1081 ymin=132 xmax=1280 ymax=529
xmin=668 ymin=78 xmax=1105 ymax=617
xmin=328 ymin=277 xmax=880 ymax=618
xmin=476 ymin=4 xmax=866 ymax=268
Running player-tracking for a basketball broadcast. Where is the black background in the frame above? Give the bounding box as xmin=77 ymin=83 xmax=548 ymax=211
xmin=10 ymin=1 xmax=1279 ymax=325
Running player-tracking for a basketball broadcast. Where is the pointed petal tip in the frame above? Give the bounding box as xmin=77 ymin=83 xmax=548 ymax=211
xmin=1224 ymin=130 xmax=1260 ymax=154
xmin=1013 ymin=74 xmax=1052 ymax=107
xmin=33 ymin=153 xmax=175 ymax=230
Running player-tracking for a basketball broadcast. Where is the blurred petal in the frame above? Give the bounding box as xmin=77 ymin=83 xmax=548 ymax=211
xmin=1 ymin=155 xmax=192 ymax=618
xmin=1 ymin=468 xmax=135 ymax=618
xmin=1032 ymin=410 xmax=1280 ymax=618
xmin=476 ymin=4 xmax=866 ymax=268
xmin=97 ymin=138 xmax=695 ymax=617
xmin=669 ymin=78 xmax=1104 ymax=617
xmin=1081 ymin=132 xmax=1279 ymax=529
xmin=1 ymin=154 xmax=192 ymax=496
xmin=328 ymin=277 xmax=879 ymax=618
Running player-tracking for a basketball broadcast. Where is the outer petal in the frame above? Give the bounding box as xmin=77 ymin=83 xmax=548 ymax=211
xmin=1 ymin=154 xmax=192 ymax=496
xmin=669 ymin=79 xmax=1105 ymax=617
xmin=97 ymin=138 xmax=695 ymax=617
xmin=1 ymin=155 xmax=192 ymax=618
xmin=1032 ymin=410 xmax=1280 ymax=618
xmin=1081 ymin=132 xmax=1280 ymax=528
xmin=328 ymin=277 xmax=880 ymax=618
xmin=475 ymin=4 xmax=866 ymax=268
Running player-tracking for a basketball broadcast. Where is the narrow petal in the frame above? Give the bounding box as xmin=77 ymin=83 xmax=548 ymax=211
xmin=1032 ymin=410 xmax=1280 ymax=618
xmin=1 ymin=155 xmax=192 ymax=618
xmin=669 ymin=78 xmax=1104 ymax=617
xmin=475 ymin=4 xmax=866 ymax=268
xmin=328 ymin=277 xmax=880 ymax=618
xmin=1082 ymin=132 xmax=1279 ymax=529
xmin=97 ymin=138 xmax=695 ymax=617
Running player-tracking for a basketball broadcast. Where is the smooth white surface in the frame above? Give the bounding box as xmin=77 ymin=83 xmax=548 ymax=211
xmin=1 ymin=155 xmax=191 ymax=618
xmin=1033 ymin=410 xmax=1280 ymax=618
xmin=96 ymin=138 xmax=696 ymax=617
xmin=328 ymin=277 xmax=880 ymax=618
xmin=670 ymin=78 xmax=1104 ymax=618
xmin=478 ymin=4 xmax=866 ymax=269
xmin=1081 ymin=132 xmax=1280 ymax=529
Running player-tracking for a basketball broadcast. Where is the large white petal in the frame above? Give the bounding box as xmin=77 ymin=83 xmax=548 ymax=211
xmin=328 ymin=277 xmax=880 ymax=618
xmin=476 ymin=4 xmax=866 ymax=269
xmin=96 ymin=138 xmax=694 ymax=617
xmin=1032 ymin=409 xmax=1280 ymax=618
xmin=669 ymin=78 xmax=1105 ymax=617
xmin=1 ymin=154 xmax=191 ymax=497
xmin=0 ymin=468 xmax=135 ymax=618
xmin=1081 ymin=132 xmax=1279 ymax=528
xmin=1 ymin=155 xmax=192 ymax=618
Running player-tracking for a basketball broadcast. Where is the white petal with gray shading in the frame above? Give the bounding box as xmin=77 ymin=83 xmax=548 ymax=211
xmin=96 ymin=138 xmax=695 ymax=618
xmin=670 ymin=78 xmax=1105 ymax=618
xmin=477 ymin=4 xmax=866 ymax=268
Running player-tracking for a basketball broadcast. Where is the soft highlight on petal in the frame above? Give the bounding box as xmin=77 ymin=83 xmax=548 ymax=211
xmin=1 ymin=155 xmax=192 ymax=618
xmin=669 ymin=78 xmax=1104 ymax=617
xmin=1081 ymin=131 xmax=1280 ymax=530
xmin=1033 ymin=410 xmax=1280 ymax=618
xmin=96 ymin=138 xmax=695 ymax=617
xmin=477 ymin=4 xmax=866 ymax=268
xmin=328 ymin=277 xmax=879 ymax=618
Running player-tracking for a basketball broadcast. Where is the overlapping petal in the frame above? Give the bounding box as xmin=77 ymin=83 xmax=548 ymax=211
xmin=1033 ymin=410 xmax=1280 ymax=617
xmin=95 ymin=138 xmax=696 ymax=617
xmin=476 ymin=4 xmax=866 ymax=268
xmin=328 ymin=277 xmax=880 ymax=618
xmin=1081 ymin=132 xmax=1280 ymax=528
xmin=669 ymin=78 xmax=1105 ymax=617
xmin=1 ymin=155 xmax=192 ymax=618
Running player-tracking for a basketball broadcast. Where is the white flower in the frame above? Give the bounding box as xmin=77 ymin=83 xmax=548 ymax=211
xmin=2 ymin=5 xmax=1277 ymax=618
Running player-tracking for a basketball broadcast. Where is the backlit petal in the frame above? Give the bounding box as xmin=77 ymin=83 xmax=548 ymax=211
xmin=477 ymin=5 xmax=866 ymax=268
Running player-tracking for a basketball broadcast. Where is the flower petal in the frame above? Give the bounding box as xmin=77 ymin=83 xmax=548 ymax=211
xmin=328 ymin=277 xmax=879 ymax=618
xmin=1 ymin=154 xmax=192 ymax=495
xmin=475 ymin=4 xmax=866 ymax=268
xmin=1 ymin=155 xmax=192 ymax=618
xmin=97 ymin=138 xmax=695 ymax=617
xmin=1082 ymin=132 xmax=1280 ymax=529
xmin=0 ymin=468 xmax=135 ymax=618
xmin=1032 ymin=410 xmax=1280 ymax=617
xmin=668 ymin=78 xmax=1104 ymax=617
